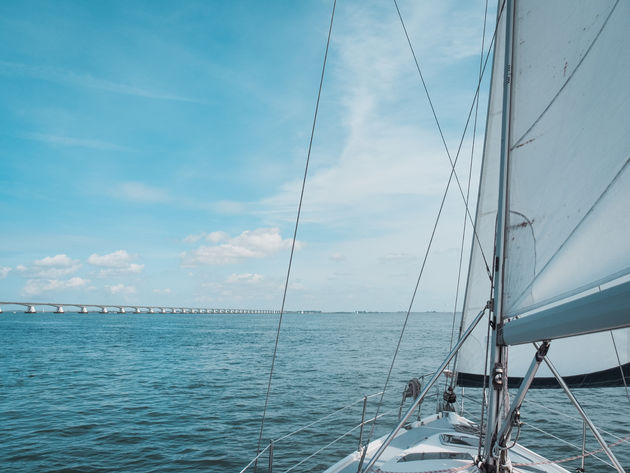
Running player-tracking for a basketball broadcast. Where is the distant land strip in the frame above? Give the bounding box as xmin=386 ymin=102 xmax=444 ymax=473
xmin=0 ymin=300 xmax=295 ymax=314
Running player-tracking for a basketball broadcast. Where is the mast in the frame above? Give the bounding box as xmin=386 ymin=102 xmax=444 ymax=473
xmin=484 ymin=0 xmax=514 ymax=467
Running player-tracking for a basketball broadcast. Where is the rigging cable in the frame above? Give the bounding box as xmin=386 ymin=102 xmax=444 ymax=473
xmin=447 ymin=0 xmax=490 ymax=392
xmin=393 ymin=0 xmax=492 ymax=281
xmin=363 ymin=1 xmax=503 ymax=454
xmin=254 ymin=0 xmax=337 ymax=467
xmin=609 ymin=330 xmax=630 ymax=404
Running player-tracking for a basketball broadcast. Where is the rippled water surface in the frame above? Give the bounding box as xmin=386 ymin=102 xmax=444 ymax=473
xmin=1 ymin=312 xmax=628 ymax=472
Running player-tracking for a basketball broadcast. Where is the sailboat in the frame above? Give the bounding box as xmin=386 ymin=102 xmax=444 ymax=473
xmin=240 ymin=1 xmax=630 ymax=472
xmin=319 ymin=0 xmax=630 ymax=472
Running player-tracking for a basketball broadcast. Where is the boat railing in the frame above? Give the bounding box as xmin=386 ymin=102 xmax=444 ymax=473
xmin=461 ymin=393 xmax=624 ymax=470
xmin=239 ymin=386 xmax=441 ymax=473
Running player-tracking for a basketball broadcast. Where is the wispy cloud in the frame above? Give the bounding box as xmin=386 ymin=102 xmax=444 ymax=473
xmin=152 ymin=288 xmax=172 ymax=294
xmin=330 ymin=252 xmax=346 ymax=262
xmin=226 ymin=273 xmax=263 ymax=284
xmin=113 ymin=182 xmax=170 ymax=204
xmin=379 ymin=253 xmax=416 ymax=264
xmin=22 ymin=277 xmax=89 ymax=296
xmin=248 ymin=1 xmax=486 ymax=269
xmin=23 ymin=132 xmax=130 ymax=151
xmin=0 ymin=60 xmax=199 ymax=102
xmin=181 ymin=227 xmax=302 ymax=266
xmin=182 ymin=231 xmax=229 ymax=244
xmin=17 ymin=254 xmax=82 ymax=278
xmin=105 ymin=283 xmax=136 ymax=295
xmin=0 ymin=266 xmax=12 ymax=279
xmin=88 ymin=250 xmax=144 ymax=276
xmin=183 ymin=233 xmax=205 ymax=244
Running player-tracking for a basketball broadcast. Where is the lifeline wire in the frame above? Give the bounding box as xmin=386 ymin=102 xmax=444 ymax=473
xmin=393 ymin=0 xmax=492 ymax=281
xmin=364 ymin=0 xmax=502 ymax=452
xmin=254 ymin=0 xmax=337 ymax=466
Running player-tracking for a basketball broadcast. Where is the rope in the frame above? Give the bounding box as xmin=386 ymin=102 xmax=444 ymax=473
xmin=283 ymin=423 xmax=362 ymax=473
xmin=254 ymin=0 xmax=337 ymax=466
xmin=512 ymin=433 xmax=630 ymax=467
xmin=521 ymin=397 xmax=626 ymax=442
xmin=476 ymin=317 xmax=492 ymax=458
xmin=447 ymin=0 xmax=490 ymax=390
xmin=364 ymin=1 xmax=502 ymax=453
xmin=239 ymin=444 xmax=271 ymax=473
xmin=522 ymin=421 xmax=614 ymax=469
xmin=610 ymin=330 xmax=630 ymax=404
xmin=393 ymin=0 xmax=493 ymax=281
xmin=282 ymin=408 xmax=398 ymax=473
xmin=273 ymin=395 xmax=366 ymax=444
xmin=373 ymin=435 xmax=630 ymax=473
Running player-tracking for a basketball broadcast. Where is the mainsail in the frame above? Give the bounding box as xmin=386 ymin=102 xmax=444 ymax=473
xmin=457 ymin=0 xmax=630 ymax=387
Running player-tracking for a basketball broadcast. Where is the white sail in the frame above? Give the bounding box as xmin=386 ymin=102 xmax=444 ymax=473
xmin=457 ymin=0 xmax=630 ymax=386
xmin=502 ymin=0 xmax=630 ymax=334
xmin=455 ymin=0 xmax=505 ymax=384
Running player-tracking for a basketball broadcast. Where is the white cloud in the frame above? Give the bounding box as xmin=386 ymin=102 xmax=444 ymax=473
xmin=34 ymin=254 xmax=77 ymax=267
xmin=0 ymin=60 xmax=197 ymax=102
xmin=88 ymin=250 xmax=144 ymax=276
xmin=105 ymin=283 xmax=136 ymax=295
xmin=183 ymin=233 xmax=206 ymax=244
xmin=206 ymin=231 xmax=229 ymax=243
xmin=22 ymin=277 xmax=89 ymax=296
xmin=0 ymin=266 xmax=12 ymax=278
xmin=226 ymin=273 xmax=263 ymax=284
xmin=183 ymin=231 xmax=229 ymax=244
xmin=330 ymin=252 xmax=346 ymax=262
xmin=114 ymin=182 xmax=170 ymax=203
xmin=211 ymin=200 xmax=246 ymax=214
xmin=24 ymin=132 xmax=129 ymax=151
xmin=17 ymin=254 xmax=81 ymax=278
xmin=181 ymin=228 xmax=302 ymax=265
xmin=379 ymin=253 xmax=416 ymax=264
xmin=251 ymin=1 xmax=486 ymax=234
xmin=153 ymin=288 xmax=172 ymax=294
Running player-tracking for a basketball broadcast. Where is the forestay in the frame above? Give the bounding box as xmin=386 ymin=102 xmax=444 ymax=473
xmin=457 ymin=0 xmax=630 ymax=387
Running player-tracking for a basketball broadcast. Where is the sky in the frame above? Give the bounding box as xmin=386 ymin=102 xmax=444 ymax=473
xmin=0 ymin=0 xmax=496 ymax=312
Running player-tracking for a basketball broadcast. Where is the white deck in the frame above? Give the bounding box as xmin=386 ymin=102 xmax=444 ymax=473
xmin=323 ymin=411 xmax=569 ymax=473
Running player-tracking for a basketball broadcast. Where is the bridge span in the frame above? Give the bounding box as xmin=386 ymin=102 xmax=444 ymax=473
xmin=0 ymin=301 xmax=279 ymax=314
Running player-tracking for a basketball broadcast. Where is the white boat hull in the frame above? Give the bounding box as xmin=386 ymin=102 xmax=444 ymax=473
xmin=324 ymin=411 xmax=569 ymax=473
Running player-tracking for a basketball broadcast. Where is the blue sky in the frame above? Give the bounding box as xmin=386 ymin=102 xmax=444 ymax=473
xmin=0 ymin=0 xmax=494 ymax=311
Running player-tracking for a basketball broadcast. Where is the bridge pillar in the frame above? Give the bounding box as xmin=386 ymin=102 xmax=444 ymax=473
xmin=55 ymin=306 xmax=64 ymax=314
xmin=135 ymin=307 xmax=141 ymax=314
xmin=118 ymin=307 xmax=126 ymax=314
xmin=25 ymin=305 xmax=36 ymax=313
xmin=79 ymin=306 xmax=88 ymax=313
xmin=148 ymin=308 xmax=155 ymax=314
xmin=0 ymin=307 xmax=3 ymax=313
xmin=161 ymin=308 xmax=167 ymax=314
xmin=101 ymin=307 xmax=108 ymax=314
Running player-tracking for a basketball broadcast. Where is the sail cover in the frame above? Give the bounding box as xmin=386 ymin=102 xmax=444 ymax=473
xmin=457 ymin=0 xmax=630 ymax=387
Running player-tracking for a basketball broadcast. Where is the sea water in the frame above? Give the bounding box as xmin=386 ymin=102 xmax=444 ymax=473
xmin=1 ymin=312 xmax=628 ymax=472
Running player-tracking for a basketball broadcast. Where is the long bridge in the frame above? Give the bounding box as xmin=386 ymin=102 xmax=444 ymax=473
xmin=0 ymin=301 xmax=279 ymax=314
